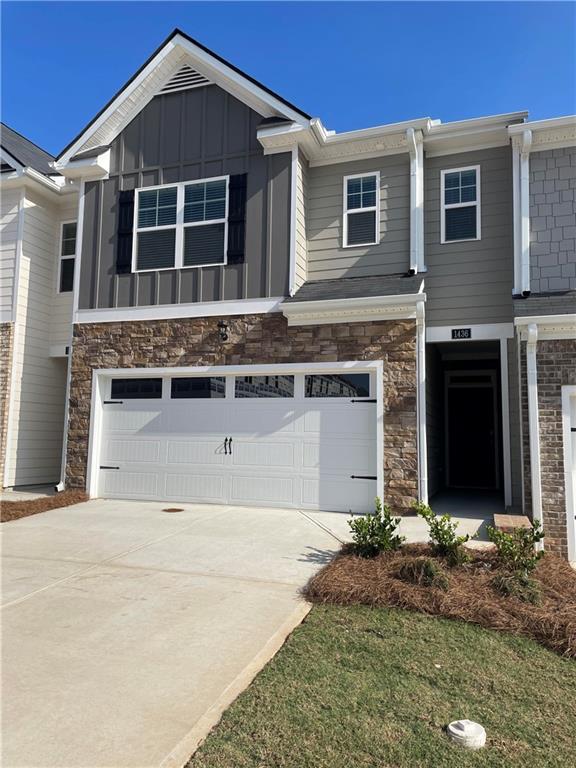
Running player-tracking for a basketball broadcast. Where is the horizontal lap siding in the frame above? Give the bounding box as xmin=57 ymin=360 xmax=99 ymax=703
xmin=0 ymin=189 xmax=20 ymax=321
xmin=306 ymin=155 xmax=410 ymax=280
xmin=79 ymin=85 xmax=291 ymax=310
xmin=5 ymin=190 xmax=66 ymax=485
xmin=425 ymin=146 xmax=514 ymax=326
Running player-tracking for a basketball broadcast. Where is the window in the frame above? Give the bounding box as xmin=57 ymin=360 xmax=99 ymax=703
xmin=134 ymin=177 xmax=228 ymax=272
xmin=235 ymin=375 xmax=294 ymax=398
xmin=171 ymin=377 xmax=226 ymax=399
xmin=110 ymin=378 xmax=162 ymax=399
xmin=343 ymin=172 xmax=379 ymax=247
xmin=305 ymin=373 xmax=370 ymax=398
xmin=58 ymin=222 xmax=76 ymax=292
xmin=441 ymin=166 xmax=481 ymax=243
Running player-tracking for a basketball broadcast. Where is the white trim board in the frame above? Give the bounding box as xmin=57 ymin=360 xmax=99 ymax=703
xmin=85 ymin=360 xmax=385 ymax=505
xmin=282 ymin=292 xmax=425 ymax=327
xmin=561 ymin=385 xmax=576 ymax=564
xmin=426 ymin=323 xmax=514 ymax=342
xmin=74 ymin=296 xmax=284 ymax=324
xmin=515 ymin=314 xmax=576 ymax=341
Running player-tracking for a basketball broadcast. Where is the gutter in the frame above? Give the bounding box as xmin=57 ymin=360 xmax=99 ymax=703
xmin=526 ymin=323 xmax=544 ymax=549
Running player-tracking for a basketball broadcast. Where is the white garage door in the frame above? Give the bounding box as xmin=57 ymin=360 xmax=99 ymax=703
xmin=96 ymin=370 xmax=378 ymax=513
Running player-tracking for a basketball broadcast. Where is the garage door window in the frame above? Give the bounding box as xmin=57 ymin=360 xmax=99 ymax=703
xmin=305 ymin=373 xmax=370 ymax=398
xmin=111 ymin=378 xmax=163 ymax=399
xmin=171 ymin=377 xmax=226 ymax=399
xmin=235 ymin=375 xmax=294 ymax=398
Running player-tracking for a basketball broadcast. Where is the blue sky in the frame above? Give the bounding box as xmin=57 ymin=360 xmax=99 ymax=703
xmin=2 ymin=1 xmax=575 ymax=156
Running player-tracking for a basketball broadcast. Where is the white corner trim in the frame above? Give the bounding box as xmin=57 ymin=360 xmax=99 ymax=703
xmin=499 ymin=338 xmax=512 ymax=508
xmin=415 ymin=302 xmax=428 ymax=502
xmin=426 ymin=323 xmax=514 ymax=342
xmin=288 ymin=147 xmax=298 ymax=296
xmin=561 ymin=385 xmax=576 ymax=563
xmin=282 ymin=292 xmax=426 ymax=326
xmin=526 ymin=323 xmax=544 ymax=548
xmin=515 ymin=314 xmax=576 ymax=340
xmin=74 ymin=296 xmax=284 ymax=324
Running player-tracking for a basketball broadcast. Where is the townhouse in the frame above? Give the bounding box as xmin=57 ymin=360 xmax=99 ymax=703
xmin=1 ymin=29 xmax=574 ymax=559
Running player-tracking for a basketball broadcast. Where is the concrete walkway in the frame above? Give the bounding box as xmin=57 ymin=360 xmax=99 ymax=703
xmin=1 ymin=500 xmax=343 ymax=768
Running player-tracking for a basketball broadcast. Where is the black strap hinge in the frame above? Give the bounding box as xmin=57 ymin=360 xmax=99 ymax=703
xmin=351 ymin=475 xmax=377 ymax=480
xmin=100 ymin=466 xmax=120 ymax=470
xmin=104 ymin=400 xmax=124 ymax=404
xmin=351 ymin=399 xmax=376 ymax=403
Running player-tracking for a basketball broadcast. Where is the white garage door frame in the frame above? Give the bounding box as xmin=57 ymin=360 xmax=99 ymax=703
xmin=85 ymin=360 xmax=385 ymax=507
xmin=562 ymin=385 xmax=576 ymax=563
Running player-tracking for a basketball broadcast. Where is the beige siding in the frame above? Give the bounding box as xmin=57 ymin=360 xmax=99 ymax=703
xmin=306 ymin=154 xmax=410 ymax=280
xmin=0 ymin=189 xmax=21 ymax=322
xmin=294 ymin=151 xmax=308 ymax=290
xmin=4 ymin=189 xmax=67 ymax=485
xmin=424 ymin=146 xmax=514 ymax=326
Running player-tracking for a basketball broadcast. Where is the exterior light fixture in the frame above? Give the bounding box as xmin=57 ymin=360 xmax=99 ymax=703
xmin=218 ymin=320 xmax=229 ymax=342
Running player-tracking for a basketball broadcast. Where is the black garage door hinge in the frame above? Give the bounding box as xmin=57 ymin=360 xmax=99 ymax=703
xmin=351 ymin=399 xmax=376 ymax=403
xmin=99 ymin=466 xmax=119 ymax=470
xmin=104 ymin=400 xmax=124 ymax=404
xmin=350 ymin=475 xmax=377 ymax=480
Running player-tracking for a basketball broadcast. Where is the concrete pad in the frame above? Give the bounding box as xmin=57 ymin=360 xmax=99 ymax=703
xmin=0 ymin=484 xmax=56 ymax=502
xmin=1 ymin=499 xmax=339 ymax=768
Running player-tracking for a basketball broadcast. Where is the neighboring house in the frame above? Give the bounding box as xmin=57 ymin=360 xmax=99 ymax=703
xmin=2 ymin=30 xmax=575 ymax=560
xmin=0 ymin=124 xmax=79 ymax=487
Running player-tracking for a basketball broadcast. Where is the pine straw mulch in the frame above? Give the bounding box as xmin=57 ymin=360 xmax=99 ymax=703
xmin=0 ymin=490 xmax=88 ymax=522
xmin=303 ymin=544 xmax=576 ymax=658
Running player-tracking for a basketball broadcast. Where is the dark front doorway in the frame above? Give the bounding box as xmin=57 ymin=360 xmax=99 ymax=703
xmin=426 ymin=341 xmax=503 ymax=499
xmin=445 ymin=371 xmax=498 ymax=489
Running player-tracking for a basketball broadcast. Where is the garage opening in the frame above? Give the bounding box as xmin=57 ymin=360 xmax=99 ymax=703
xmin=91 ymin=365 xmax=381 ymax=514
xmin=426 ymin=341 xmax=505 ymax=513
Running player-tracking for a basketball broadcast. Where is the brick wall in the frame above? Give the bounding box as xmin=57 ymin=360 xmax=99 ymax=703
xmin=0 ymin=322 xmax=14 ymax=485
xmin=520 ymin=338 xmax=576 ymax=556
xmin=529 ymin=146 xmax=576 ymax=293
xmin=67 ymin=314 xmax=419 ymax=513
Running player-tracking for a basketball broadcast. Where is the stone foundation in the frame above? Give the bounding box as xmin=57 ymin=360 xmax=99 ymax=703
xmin=0 ymin=322 xmax=14 ymax=485
xmin=67 ymin=313 xmax=418 ymax=513
xmin=521 ymin=337 xmax=576 ymax=557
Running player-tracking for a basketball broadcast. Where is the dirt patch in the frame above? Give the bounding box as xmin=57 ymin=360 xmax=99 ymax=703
xmin=1 ymin=490 xmax=88 ymax=522
xmin=303 ymin=544 xmax=576 ymax=658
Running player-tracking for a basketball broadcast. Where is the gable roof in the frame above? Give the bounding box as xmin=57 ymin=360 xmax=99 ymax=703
xmin=1 ymin=122 xmax=56 ymax=176
xmin=56 ymin=28 xmax=311 ymax=164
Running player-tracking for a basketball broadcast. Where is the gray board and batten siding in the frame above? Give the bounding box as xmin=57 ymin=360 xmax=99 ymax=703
xmin=78 ymin=84 xmax=292 ymax=310
xmin=424 ymin=146 xmax=514 ymax=327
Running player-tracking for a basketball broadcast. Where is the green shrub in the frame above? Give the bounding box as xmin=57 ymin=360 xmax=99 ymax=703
xmin=492 ymin=572 xmax=541 ymax=604
xmin=348 ymin=498 xmax=405 ymax=557
xmin=413 ymin=501 xmax=471 ymax=566
xmin=487 ymin=520 xmax=544 ymax=575
xmin=397 ymin=557 xmax=449 ymax=591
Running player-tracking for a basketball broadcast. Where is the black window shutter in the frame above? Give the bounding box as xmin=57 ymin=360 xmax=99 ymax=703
xmin=116 ymin=189 xmax=135 ymax=273
xmin=227 ymin=174 xmax=247 ymax=264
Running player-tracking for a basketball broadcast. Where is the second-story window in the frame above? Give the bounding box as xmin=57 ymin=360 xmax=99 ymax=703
xmin=343 ymin=172 xmax=380 ymax=247
xmin=441 ymin=166 xmax=481 ymax=243
xmin=58 ymin=221 xmax=76 ymax=292
xmin=134 ymin=177 xmax=229 ymax=271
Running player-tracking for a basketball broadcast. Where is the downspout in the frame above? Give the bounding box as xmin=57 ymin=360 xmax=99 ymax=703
xmin=406 ymin=128 xmax=425 ymax=275
xmin=416 ymin=300 xmax=428 ymax=503
xmin=520 ymin=130 xmax=532 ymax=297
xmin=526 ymin=323 xmax=544 ymax=549
xmin=512 ymin=139 xmax=521 ymax=295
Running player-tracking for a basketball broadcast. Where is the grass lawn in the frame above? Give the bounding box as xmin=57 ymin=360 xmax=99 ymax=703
xmin=190 ymin=605 xmax=576 ymax=768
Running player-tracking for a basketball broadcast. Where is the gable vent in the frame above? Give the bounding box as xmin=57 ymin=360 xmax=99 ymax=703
xmin=159 ymin=64 xmax=211 ymax=95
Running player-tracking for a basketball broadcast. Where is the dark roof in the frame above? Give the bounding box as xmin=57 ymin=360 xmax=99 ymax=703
xmin=284 ymin=274 xmax=424 ymax=303
xmin=513 ymin=291 xmax=576 ymax=316
xmin=57 ymin=28 xmax=311 ymax=161
xmin=0 ymin=123 xmax=55 ymax=176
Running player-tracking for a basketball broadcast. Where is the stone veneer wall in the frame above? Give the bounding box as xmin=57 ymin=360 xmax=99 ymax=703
xmin=0 ymin=322 xmax=14 ymax=485
xmin=520 ymin=338 xmax=576 ymax=556
xmin=67 ymin=314 xmax=418 ymax=513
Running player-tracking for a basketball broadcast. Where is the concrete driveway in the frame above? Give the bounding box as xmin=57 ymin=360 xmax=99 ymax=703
xmin=1 ymin=500 xmax=345 ymax=768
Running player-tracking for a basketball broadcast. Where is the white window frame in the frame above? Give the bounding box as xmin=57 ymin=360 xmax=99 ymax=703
xmin=131 ymin=175 xmax=229 ymax=273
xmin=440 ymin=165 xmax=481 ymax=244
xmin=342 ymin=171 xmax=380 ymax=248
xmin=57 ymin=219 xmax=77 ymax=294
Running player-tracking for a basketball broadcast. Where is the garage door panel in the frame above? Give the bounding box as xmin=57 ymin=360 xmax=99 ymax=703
xmin=303 ymin=441 xmax=375 ymax=473
xmin=301 ymin=476 xmax=375 ymax=513
xmin=165 ymin=473 xmax=226 ymax=502
xmin=102 ymin=471 xmax=159 ymax=497
xmin=104 ymin=408 xmax=164 ymax=434
xmin=103 ymin=439 xmax=161 ymax=463
xmin=232 ymin=441 xmax=295 ymax=468
xmin=226 ymin=407 xmax=298 ymax=436
xmin=163 ymin=404 xmax=228 ymax=434
xmin=303 ymin=407 xmax=375 ymax=437
xmin=230 ymin=475 xmax=295 ymax=505
xmin=167 ymin=440 xmax=225 ymax=465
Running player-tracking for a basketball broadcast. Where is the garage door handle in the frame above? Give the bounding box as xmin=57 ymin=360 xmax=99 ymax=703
xmin=223 ymin=438 xmax=229 ymax=455
xmin=229 ymin=436 xmax=233 ymax=455
xmin=350 ymin=475 xmax=377 ymax=480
